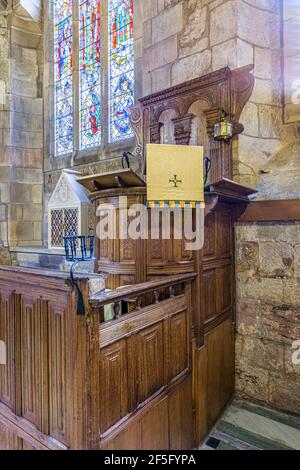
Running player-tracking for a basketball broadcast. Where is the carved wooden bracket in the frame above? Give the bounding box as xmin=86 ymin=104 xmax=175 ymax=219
xmin=204 ymin=194 xmax=219 ymax=217
xmin=231 ymin=64 xmax=255 ymax=137
xmin=172 ymin=113 xmax=195 ymax=145
xmin=130 ymin=104 xmax=143 ymax=157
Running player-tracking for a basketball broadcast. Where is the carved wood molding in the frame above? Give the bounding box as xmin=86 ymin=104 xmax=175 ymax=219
xmin=231 ymin=64 xmax=255 ymax=136
xmin=238 ymin=199 xmax=300 ymax=222
xmin=130 ymin=104 xmax=143 ymax=156
xmin=139 ymin=67 xmax=231 ymax=106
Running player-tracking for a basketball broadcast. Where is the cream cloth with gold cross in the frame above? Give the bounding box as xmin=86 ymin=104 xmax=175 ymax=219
xmin=146 ymin=144 xmax=205 ymax=208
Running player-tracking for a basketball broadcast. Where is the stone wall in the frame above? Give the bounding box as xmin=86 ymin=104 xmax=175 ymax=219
xmin=0 ymin=3 xmax=43 ymax=255
xmin=283 ymin=0 xmax=300 ymax=124
xmin=235 ymin=222 xmax=300 ymax=415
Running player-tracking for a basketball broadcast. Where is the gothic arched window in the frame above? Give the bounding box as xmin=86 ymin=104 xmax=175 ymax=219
xmin=54 ymin=0 xmax=134 ymax=157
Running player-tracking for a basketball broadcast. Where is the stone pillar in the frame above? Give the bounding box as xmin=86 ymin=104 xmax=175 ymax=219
xmin=0 ymin=10 xmax=11 ymax=262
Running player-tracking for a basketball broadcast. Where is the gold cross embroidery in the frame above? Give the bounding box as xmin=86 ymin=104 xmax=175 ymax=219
xmin=169 ymin=175 xmax=182 ymax=188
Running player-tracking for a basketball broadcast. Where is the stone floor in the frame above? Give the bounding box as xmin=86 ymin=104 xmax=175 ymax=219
xmin=201 ymin=400 xmax=300 ymax=450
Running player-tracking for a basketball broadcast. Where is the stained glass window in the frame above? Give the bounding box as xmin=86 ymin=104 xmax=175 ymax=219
xmin=54 ymin=0 xmax=74 ymax=156
xmin=79 ymin=0 xmax=102 ymax=149
xmin=109 ymin=0 xmax=134 ymax=142
xmin=53 ymin=0 xmax=134 ymax=156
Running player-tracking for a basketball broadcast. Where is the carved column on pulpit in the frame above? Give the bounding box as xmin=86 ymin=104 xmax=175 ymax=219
xmin=172 ymin=113 xmax=195 ymax=145
xmin=149 ymin=122 xmax=163 ymax=144
xmin=204 ymin=107 xmax=223 ymax=182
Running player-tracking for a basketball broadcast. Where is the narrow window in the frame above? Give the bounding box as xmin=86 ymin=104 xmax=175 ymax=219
xmin=79 ymin=0 xmax=102 ymax=149
xmin=54 ymin=0 xmax=74 ymax=155
xmin=108 ymin=0 xmax=134 ymax=142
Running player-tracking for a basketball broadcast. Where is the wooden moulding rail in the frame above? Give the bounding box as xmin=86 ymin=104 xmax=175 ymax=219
xmin=90 ymin=273 xmax=196 ymax=307
xmin=238 ymin=199 xmax=300 ymax=222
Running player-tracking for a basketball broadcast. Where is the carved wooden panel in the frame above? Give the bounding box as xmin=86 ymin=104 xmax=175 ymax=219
xmin=202 ymin=270 xmax=216 ymax=323
xmin=0 ymin=293 xmax=17 ymax=412
xmin=206 ymin=319 xmax=234 ymax=428
xmin=169 ymin=377 xmax=194 ymax=450
xmin=203 ymin=212 xmax=216 ymax=259
xmin=148 ymin=238 xmax=165 ymax=263
xmin=103 ymin=384 xmax=194 ymax=451
xmin=20 ymin=297 xmax=47 ymax=431
xmin=169 ymin=312 xmax=188 ymax=379
xmin=104 ymin=420 xmax=141 ymax=450
xmin=146 ymin=210 xmax=166 ymax=268
xmin=93 ymin=190 xmax=195 ymax=287
xmin=100 ymin=340 xmax=129 ymax=433
xmin=99 ymin=237 xmax=109 ymax=260
xmin=141 ymin=397 xmax=169 ymax=450
xmin=48 ymin=303 xmax=68 ymax=445
xmin=217 ymin=206 xmax=232 ymax=258
xmin=119 ymin=215 xmax=136 ymax=263
xmin=178 ymin=237 xmax=193 ymax=263
xmin=22 ymin=441 xmax=39 ymax=450
xmin=0 ymin=420 xmax=21 ymax=450
xmin=137 ymin=323 xmax=165 ymax=404
xmin=216 ymin=266 xmax=232 ymax=315
xmin=119 ymin=275 xmax=136 ymax=287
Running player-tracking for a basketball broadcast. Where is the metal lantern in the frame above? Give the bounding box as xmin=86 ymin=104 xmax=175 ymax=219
xmin=214 ymin=111 xmax=233 ymax=142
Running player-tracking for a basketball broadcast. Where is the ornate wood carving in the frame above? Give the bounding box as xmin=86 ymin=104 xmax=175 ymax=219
xmin=149 ymin=122 xmax=162 ymax=144
xmin=204 ymin=107 xmax=220 ymax=138
xmin=172 ymin=113 xmax=195 ymax=145
xmin=136 ymin=65 xmax=254 ymax=181
xmin=238 ymin=199 xmax=300 ymax=222
xmin=231 ymin=64 xmax=255 ymax=136
xmin=130 ymin=104 xmax=143 ymax=156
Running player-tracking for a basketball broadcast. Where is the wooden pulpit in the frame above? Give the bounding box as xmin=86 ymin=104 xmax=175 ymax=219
xmin=0 ymin=66 xmax=257 ymax=450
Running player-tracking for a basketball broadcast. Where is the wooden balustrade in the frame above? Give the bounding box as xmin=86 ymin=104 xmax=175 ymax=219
xmin=90 ymin=273 xmax=195 ymax=324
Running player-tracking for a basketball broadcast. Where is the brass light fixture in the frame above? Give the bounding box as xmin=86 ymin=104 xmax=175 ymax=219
xmin=214 ymin=109 xmax=233 ymax=142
